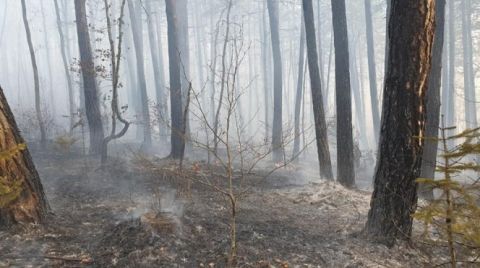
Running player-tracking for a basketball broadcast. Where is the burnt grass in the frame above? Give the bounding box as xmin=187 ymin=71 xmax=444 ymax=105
xmin=0 ymin=146 xmax=436 ymax=267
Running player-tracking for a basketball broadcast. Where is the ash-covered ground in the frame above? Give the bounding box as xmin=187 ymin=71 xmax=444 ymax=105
xmin=0 ymin=145 xmax=439 ymax=267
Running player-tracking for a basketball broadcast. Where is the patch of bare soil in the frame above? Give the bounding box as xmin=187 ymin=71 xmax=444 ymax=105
xmin=0 ymin=148 xmax=435 ymax=267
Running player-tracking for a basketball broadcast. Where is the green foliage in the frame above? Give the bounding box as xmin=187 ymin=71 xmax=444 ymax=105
xmin=415 ymin=126 xmax=480 ymax=267
xmin=0 ymin=144 xmax=26 ymax=208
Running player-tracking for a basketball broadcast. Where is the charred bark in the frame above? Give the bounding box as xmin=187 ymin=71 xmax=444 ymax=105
xmin=165 ymin=0 xmax=185 ymax=160
xmin=302 ymin=0 xmax=333 ymax=180
xmin=331 ymin=0 xmax=355 ymax=187
xmin=365 ymin=0 xmax=436 ymax=245
xmin=74 ymin=0 xmax=105 ymax=154
xmin=419 ymin=0 xmax=446 ymax=200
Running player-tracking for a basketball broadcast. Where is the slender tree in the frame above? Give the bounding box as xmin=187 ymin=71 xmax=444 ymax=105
xmin=101 ymin=0 xmax=130 ymax=163
xmin=213 ymin=0 xmax=233 ymax=153
xmin=0 ymin=87 xmax=48 ymax=227
xmin=461 ymin=0 xmax=477 ymax=129
xmin=165 ymin=0 xmax=185 ymax=160
xmin=331 ymin=0 xmax=355 ymax=187
xmin=364 ymin=0 xmax=380 ymax=144
xmin=293 ymin=13 xmax=306 ymax=160
xmin=21 ymin=0 xmax=46 ymax=146
xmin=54 ymin=0 xmax=75 ymax=131
xmin=444 ymin=0 xmax=456 ymax=129
xmin=302 ymin=0 xmax=333 ymax=180
xmin=419 ymin=0 xmax=446 ymax=200
xmin=74 ymin=0 xmax=105 ymax=154
xmin=127 ymin=0 xmax=152 ymax=147
xmin=145 ymin=0 xmax=167 ymax=141
xmin=267 ymin=0 xmax=284 ymax=162
xmin=365 ymin=0 xmax=436 ymax=245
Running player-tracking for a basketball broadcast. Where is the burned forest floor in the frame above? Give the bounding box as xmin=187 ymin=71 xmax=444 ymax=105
xmin=0 ymin=144 xmax=443 ymax=267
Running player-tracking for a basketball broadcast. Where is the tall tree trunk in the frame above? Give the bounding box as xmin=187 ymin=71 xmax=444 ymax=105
xmin=461 ymin=0 xmax=477 ymax=129
xmin=364 ymin=0 xmax=380 ymax=144
xmin=40 ymin=1 xmax=56 ymax=121
xmin=127 ymin=0 xmax=152 ymax=147
xmin=331 ymin=0 xmax=355 ymax=187
xmin=293 ymin=13 xmax=306 ymax=160
xmin=267 ymin=0 xmax=284 ymax=162
xmin=316 ymin=0 xmax=325 ymax=106
xmin=365 ymin=0 xmax=436 ymax=245
xmin=145 ymin=0 xmax=166 ymax=141
xmin=444 ymin=0 xmax=456 ymax=129
xmin=176 ymin=0 xmax=192 ymax=150
xmin=261 ymin=1 xmax=271 ymax=142
xmin=419 ymin=0 xmax=446 ymax=200
xmin=302 ymin=0 xmax=334 ymax=180
xmin=74 ymin=0 xmax=105 ymax=154
xmin=54 ymin=0 xmax=75 ymax=131
xmin=165 ymin=0 xmax=185 ymax=160
xmin=154 ymin=10 xmax=168 ymax=137
xmin=21 ymin=0 xmax=46 ymax=146
xmin=0 ymin=87 xmax=48 ymax=227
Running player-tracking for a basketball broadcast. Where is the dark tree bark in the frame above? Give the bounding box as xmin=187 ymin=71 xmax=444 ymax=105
xmin=293 ymin=14 xmax=306 ymax=160
xmin=0 ymin=87 xmax=48 ymax=227
xmin=316 ymin=0 xmax=325 ymax=106
xmin=364 ymin=0 xmax=380 ymax=144
xmin=331 ymin=0 xmax=355 ymax=187
xmin=177 ymin=0 xmax=192 ymax=147
xmin=165 ymin=0 xmax=185 ymax=160
xmin=419 ymin=0 xmax=446 ymax=200
xmin=365 ymin=0 xmax=436 ymax=245
xmin=127 ymin=0 xmax=152 ymax=147
xmin=461 ymin=0 xmax=477 ymax=129
xmin=74 ymin=0 xmax=105 ymax=154
xmin=302 ymin=0 xmax=333 ymax=180
xmin=267 ymin=0 xmax=284 ymax=162
xmin=21 ymin=0 xmax=46 ymax=146
xmin=54 ymin=0 xmax=75 ymax=131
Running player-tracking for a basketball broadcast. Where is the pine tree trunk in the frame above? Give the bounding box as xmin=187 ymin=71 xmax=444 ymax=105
xmin=267 ymin=0 xmax=284 ymax=163
xmin=54 ymin=0 xmax=75 ymax=131
xmin=74 ymin=0 xmax=104 ymax=154
xmin=21 ymin=0 xmax=47 ymax=147
xmin=364 ymin=0 xmax=380 ymax=144
xmin=365 ymin=0 xmax=436 ymax=245
xmin=302 ymin=0 xmax=333 ymax=180
xmin=0 ymin=87 xmax=48 ymax=227
xmin=331 ymin=0 xmax=355 ymax=187
xmin=261 ymin=1 xmax=271 ymax=142
xmin=293 ymin=14 xmax=306 ymax=160
xmin=419 ymin=0 xmax=446 ymax=200
xmin=127 ymin=0 xmax=152 ymax=147
xmin=146 ymin=0 xmax=167 ymax=142
xmin=165 ymin=0 xmax=185 ymax=160
xmin=461 ymin=0 xmax=477 ymax=129
xmin=445 ymin=0 xmax=456 ymax=129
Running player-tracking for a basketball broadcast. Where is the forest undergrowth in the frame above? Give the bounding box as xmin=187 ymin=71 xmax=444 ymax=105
xmin=0 ymin=144 xmax=453 ymax=267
